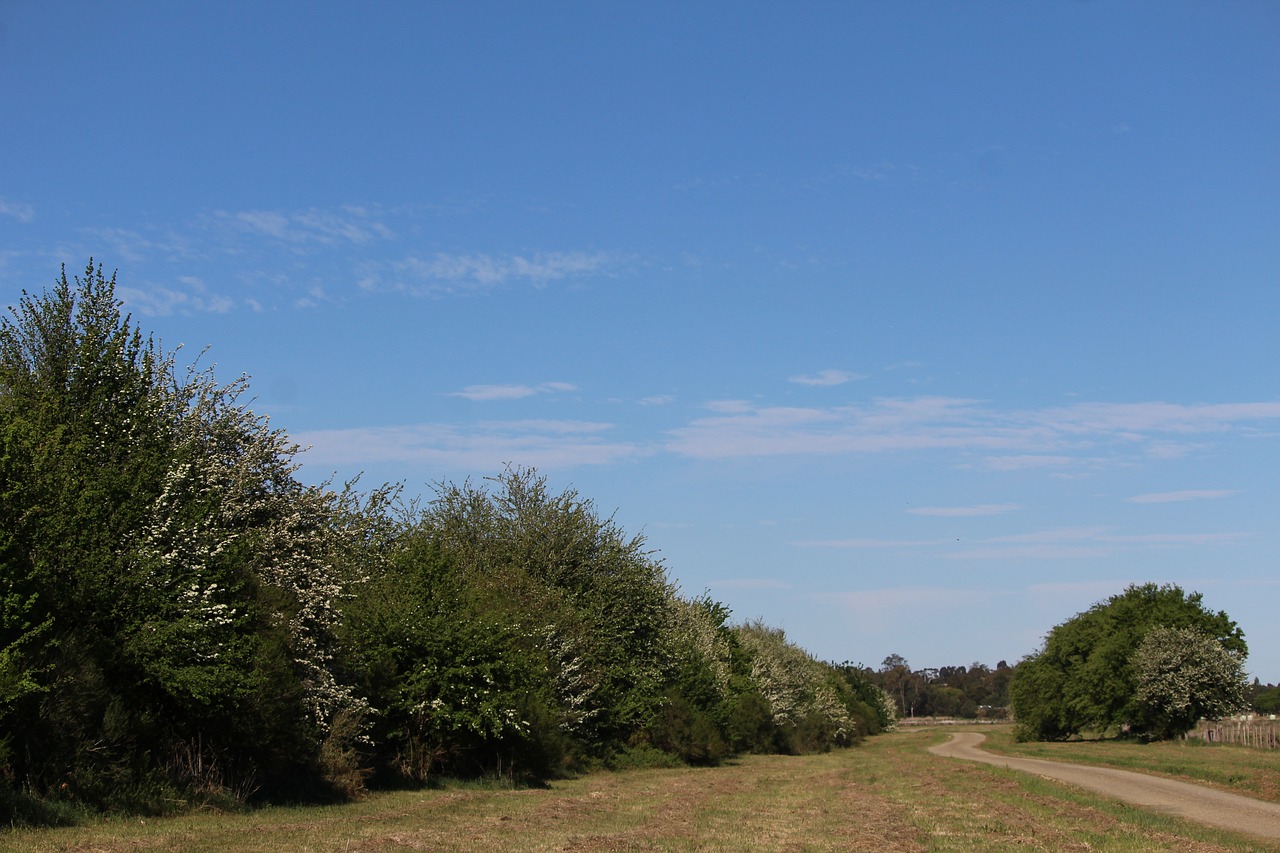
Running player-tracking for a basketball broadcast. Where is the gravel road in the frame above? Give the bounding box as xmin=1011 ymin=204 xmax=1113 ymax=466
xmin=930 ymin=731 xmax=1280 ymax=843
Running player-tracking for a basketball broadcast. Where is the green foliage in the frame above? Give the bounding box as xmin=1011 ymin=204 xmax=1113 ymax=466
xmin=1011 ymin=583 xmax=1246 ymax=741
xmin=340 ymin=470 xmax=866 ymax=781
xmin=831 ymin=663 xmax=896 ymax=733
xmin=1253 ymin=686 xmax=1280 ymax=716
xmin=732 ymin=621 xmax=861 ymax=751
xmin=0 ymin=421 xmax=51 ymax=715
xmin=339 ymin=531 xmax=545 ymax=783
xmin=644 ymin=593 xmax=740 ymax=762
xmin=1 ymin=262 xmax=880 ymax=822
xmin=416 ymin=467 xmax=673 ymax=761
xmin=0 ymin=263 xmax=373 ymax=818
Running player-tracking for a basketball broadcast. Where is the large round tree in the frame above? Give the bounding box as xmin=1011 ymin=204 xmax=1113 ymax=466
xmin=1010 ymin=583 xmax=1246 ymax=741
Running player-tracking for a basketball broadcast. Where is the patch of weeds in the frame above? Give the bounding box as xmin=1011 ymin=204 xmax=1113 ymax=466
xmin=608 ymin=744 xmax=684 ymax=771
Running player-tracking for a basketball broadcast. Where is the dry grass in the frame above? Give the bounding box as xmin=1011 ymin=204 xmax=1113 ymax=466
xmin=4 ymin=729 xmax=1274 ymax=852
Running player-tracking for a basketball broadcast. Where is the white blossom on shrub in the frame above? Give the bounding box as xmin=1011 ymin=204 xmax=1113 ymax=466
xmin=735 ymin=621 xmax=856 ymax=744
xmin=1131 ymin=625 xmax=1248 ymax=739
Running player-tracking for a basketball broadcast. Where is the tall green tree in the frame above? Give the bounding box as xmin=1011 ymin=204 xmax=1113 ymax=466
xmin=419 ymin=467 xmax=673 ymax=759
xmin=1010 ymin=583 xmax=1246 ymax=741
xmin=0 ymin=263 xmax=370 ymax=813
xmin=338 ymin=528 xmax=550 ymax=783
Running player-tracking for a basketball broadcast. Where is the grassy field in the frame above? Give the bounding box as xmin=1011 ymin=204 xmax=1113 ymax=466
xmin=4 ymin=727 xmax=1277 ymax=852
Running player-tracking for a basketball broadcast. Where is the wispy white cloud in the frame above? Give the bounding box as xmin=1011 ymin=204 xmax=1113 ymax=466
xmin=639 ymin=395 xmax=676 ymax=406
xmin=1036 ymin=401 xmax=1280 ymax=435
xmin=984 ymin=527 xmax=1111 ymax=544
xmin=944 ymin=526 xmax=1248 ymax=559
xmin=795 ymin=537 xmax=948 ymax=549
xmin=295 ymin=418 xmax=644 ymax=472
xmin=361 ymin=250 xmax=623 ymax=295
xmin=78 ymin=226 xmax=193 ymax=265
xmin=664 ymin=397 xmax=1280 ymax=466
xmin=1098 ymin=531 xmax=1250 ymax=546
xmin=788 ymin=369 xmax=866 ymax=387
xmin=216 ymin=205 xmax=395 ymax=246
xmin=118 ymin=275 xmax=234 ymax=317
xmin=667 ymin=397 xmax=1044 ymax=459
xmin=945 ymin=544 xmax=1109 ymax=560
xmin=709 ymin=578 xmax=793 ymax=591
xmin=1127 ymin=489 xmax=1238 ymax=504
xmin=450 ymin=382 xmax=578 ymax=401
xmin=976 ymin=455 xmax=1077 ymax=472
xmin=797 ymin=524 xmax=1249 ymax=560
xmin=0 ymin=197 xmax=35 ymax=223
xmin=837 ymin=161 xmax=901 ymax=182
xmin=478 ymin=418 xmax=611 ymax=434
xmin=1143 ymin=440 xmax=1205 ymax=459
xmin=25 ymin=204 xmax=625 ymax=315
xmin=704 ymin=399 xmax=758 ymax=414
xmin=907 ymin=503 xmax=1020 ymax=517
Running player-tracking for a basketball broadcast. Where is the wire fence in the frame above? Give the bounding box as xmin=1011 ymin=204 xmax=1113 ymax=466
xmin=1188 ymin=717 xmax=1280 ymax=749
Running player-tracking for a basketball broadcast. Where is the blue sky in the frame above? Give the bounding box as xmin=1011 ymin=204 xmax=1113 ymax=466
xmin=4 ymin=1 xmax=1279 ymax=679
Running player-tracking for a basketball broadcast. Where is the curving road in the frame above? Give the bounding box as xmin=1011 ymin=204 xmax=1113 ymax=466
xmin=930 ymin=731 xmax=1280 ymax=843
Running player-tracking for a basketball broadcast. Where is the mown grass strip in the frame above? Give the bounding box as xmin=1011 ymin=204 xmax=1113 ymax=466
xmin=4 ymin=730 xmax=1274 ymax=852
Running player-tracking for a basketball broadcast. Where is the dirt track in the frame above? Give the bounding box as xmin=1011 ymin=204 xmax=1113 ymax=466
xmin=930 ymin=731 xmax=1280 ymax=843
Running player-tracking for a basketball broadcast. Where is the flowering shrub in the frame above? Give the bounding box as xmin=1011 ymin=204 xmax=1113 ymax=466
xmin=1131 ymin=626 xmax=1248 ymax=740
xmin=734 ymin=621 xmax=859 ymax=749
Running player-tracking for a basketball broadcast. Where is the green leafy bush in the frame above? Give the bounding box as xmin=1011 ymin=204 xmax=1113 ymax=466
xmin=1011 ymin=583 xmax=1246 ymax=741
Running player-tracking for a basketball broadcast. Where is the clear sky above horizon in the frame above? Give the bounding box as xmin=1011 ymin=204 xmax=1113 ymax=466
xmin=3 ymin=1 xmax=1278 ymax=679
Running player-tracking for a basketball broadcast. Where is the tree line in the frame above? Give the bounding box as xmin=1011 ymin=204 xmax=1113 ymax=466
xmin=863 ymin=656 xmax=1013 ymax=721
xmin=0 ymin=264 xmax=894 ymax=824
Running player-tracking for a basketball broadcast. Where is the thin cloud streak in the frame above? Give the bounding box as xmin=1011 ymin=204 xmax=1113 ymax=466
xmin=1127 ymin=489 xmax=1238 ymax=503
xmin=33 ymin=203 xmax=625 ymax=313
xmin=119 ymin=274 xmax=236 ymax=317
xmin=709 ymin=578 xmax=793 ymax=591
xmin=215 ymin=206 xmax=396 ymax=246
xmin=794 ymin=537 xmax=949 ymax=549
xmin=1039 ymin=401 xmax=1280 ymax=434
xmin=361 ymin=250 xmax=624 ymax=295
xmin=944 ymin=545 xmax=1110 ymax=560
xmin=1098 ymin=532 xmax=1250 ymax=545
xmin=977 ymin=455 xmax=1077 ymax=472
xmin=907 ymin=503 xmax=1020 ymax=517
xmin=0 ymin=197 xmax=35 ymax=223
xmin=295 ymin=419 xmax=645 ymax=472
xmin=450 ymin=382 xmax=577 ymax=401
xmin=788 ymin=369 xmax=866 ymax=386
xmin=984 ymin=527 xmax=1111 ymax=544
xmin=665 ymin=397 xmax=1280 ymax=465
xmin=798 ymin=525 xmax=1250 ymax=560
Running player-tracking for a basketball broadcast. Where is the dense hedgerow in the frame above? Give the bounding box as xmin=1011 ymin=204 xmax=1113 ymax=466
xmin=0 ymin=264 xmax=878 ymax=824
